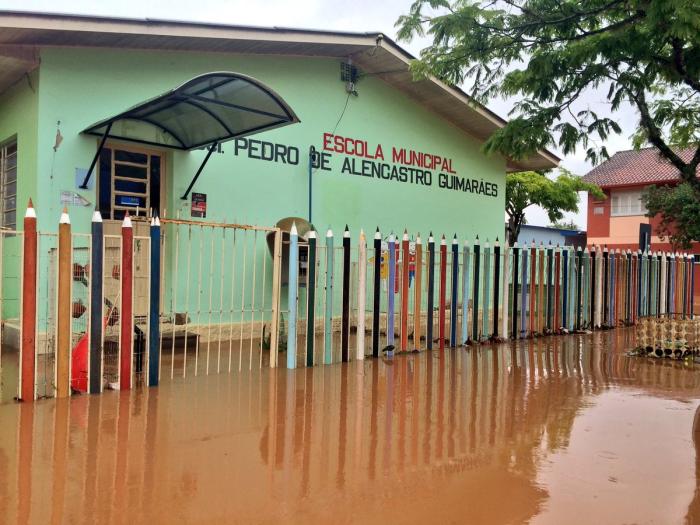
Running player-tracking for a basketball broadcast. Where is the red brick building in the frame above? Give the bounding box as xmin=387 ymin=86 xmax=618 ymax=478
xmin=583 ymin=147 xmax=700 ymax=305
xmin=583 ymin=146 xmax=699 ymax=252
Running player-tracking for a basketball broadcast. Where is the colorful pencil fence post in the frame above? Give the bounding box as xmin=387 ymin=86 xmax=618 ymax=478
xmin=561 ymin=247 xmax=569 ymax=330
xmin=529 ymin=241 xmax=536 ymax=336
xmin=427 ymin=233 xmax=435 ymax=350
xmin=287 ymin=223 xmax=299 ymax=368
xmin=537 ymin=244 xmax=544 ymax=333
xmin=341 ymin=226 xmax=351 ymax=362
xmin=590 ymin=246 xmax=597 ymax=328
xmin=610 ymin=250 xmax=617 ymax=325
xmin=306 ymin=229 xmax=317 ymax=366
xmin=413 ymin=234 xmax=423 ymax=351
xmin=555 ymin=245 xmax=561 ymax=330
xmin=511 ymin=243 xmax=519 ymax=338
xmin=625 ymin=249 xmax=631 ymax=323
xmin=119 ymin=213 xmax=133 ymax=390
xmin=20 ymin=201 xmax=37 ymax=401
xmin=462 ymin=239 xmax=470 ymax=344
xmin=387 ymin=233 xmax=396 ymax=354
xmin=324 ymin=228 xmax=334 ymax=364
xmin=569 ymin=247 xmax=577 ymax=331
xmin=656 ymin=252 xmax=662 ymax=317
xmin=472 ymin=236 xmax=481 ymax=341
xmin=670 ymin=252 xmax=676 ymax=315
xmin=372 ymin=228 xmax=381 ymax=358
xmin=647 ymin=250 xmax=654 ymax=316
xmin=450 ymin=235 xmax=459 ymax=346
xmin=581 ymin=248 xmax=589 ymax=328
xmin=660 ymin=252 xmax=667 ymax=315
xmin=546 ymin=243 xmax=553 ymax=332
xmin=501 ymin=241 xmax=510 ymax=339
xmin=89 ymin=210 xmax=103 ymax=394
xmin=688 ymin=254 xmax=694 ymax=318
xmin=148 ymin=216 xmax=161 ymax=386
xmin=520 ymin=242 xmax=528 ymax=338
xmin=357 ymin=230 xmax=366 ymax=360
xmin=492 ymin=239 xmax=500 ymax=338
xmin=575 ymin=247 xmax=583 ymax=331
xmin=482 ymin=240 xmax=492 ymax=339
xmin=56 ymin=208 xmax=72 ymax=398
xmin=438 ymin=235 xmax=447 ymax=349
xmin=400 ymin=230 xmax=410 ymax=352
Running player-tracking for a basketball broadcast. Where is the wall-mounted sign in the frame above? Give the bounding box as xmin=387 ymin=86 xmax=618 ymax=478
xmin=228 ymin=133 xmax=499 ymax=198
xmin=191 ymin=192 xmax=207 ymax=218
xmin=60 ymin=191 xmax=92 ymax=207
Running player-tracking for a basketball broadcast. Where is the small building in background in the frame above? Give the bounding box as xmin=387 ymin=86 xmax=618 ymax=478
xmin=514 ymin=224 xmax=587 ymax=249
xmin=583 ymin=146 xmax=698 ymax=252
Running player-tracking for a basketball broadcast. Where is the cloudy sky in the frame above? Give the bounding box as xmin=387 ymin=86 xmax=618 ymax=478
xmin=2 ymin=0 xmax=641 ymax=228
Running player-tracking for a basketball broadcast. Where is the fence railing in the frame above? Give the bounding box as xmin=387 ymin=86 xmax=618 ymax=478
xmin=1 ymin=201 xmax=697 ymax=400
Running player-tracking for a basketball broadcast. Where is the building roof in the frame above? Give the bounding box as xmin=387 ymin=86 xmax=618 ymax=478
xmin=582 ymin=146 xmax=697 ymax=188
xmin=0 ymin=10 xmax=559 ymax=172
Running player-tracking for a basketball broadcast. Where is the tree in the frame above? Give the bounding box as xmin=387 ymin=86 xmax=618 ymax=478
xmin=396 ymin=0 xmax=700 ymax=184
xmin=549 ymin=219 xmax=580 ymax=231
xmin=643 ymin=182 xmax=700 ymax=249
xmin=505 ymin=170 xmax=603 ymax=245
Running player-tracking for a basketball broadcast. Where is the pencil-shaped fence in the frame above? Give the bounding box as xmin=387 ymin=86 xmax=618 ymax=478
xmin=3 ymin=203 xmax=699 ymax=401
xmin=283 ymin=228 xmax=698 ymax=368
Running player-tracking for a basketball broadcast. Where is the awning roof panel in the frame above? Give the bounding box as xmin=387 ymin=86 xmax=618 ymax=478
xmin=82 ymin=71 xmax=300 ymax=150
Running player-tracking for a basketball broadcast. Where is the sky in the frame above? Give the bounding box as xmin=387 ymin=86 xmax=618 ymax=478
xmin=1 ymin=0 xmax=641 ymax=228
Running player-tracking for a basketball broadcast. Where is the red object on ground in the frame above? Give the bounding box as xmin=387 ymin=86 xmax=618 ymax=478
xmin=71 ymin=334 xmax=89 ymax=392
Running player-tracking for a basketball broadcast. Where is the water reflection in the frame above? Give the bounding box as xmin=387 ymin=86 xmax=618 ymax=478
xmin=0 ymin=329 xmax=699 ymax=523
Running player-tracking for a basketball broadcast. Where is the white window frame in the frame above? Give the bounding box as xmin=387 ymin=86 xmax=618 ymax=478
xmin=610 ymin=188 xmax=646 ymax=217
xmin=0 ymin=138 xmax=17 ymax=230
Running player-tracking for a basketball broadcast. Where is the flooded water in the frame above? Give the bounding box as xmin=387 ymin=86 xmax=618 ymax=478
xmin=1 ymin=329 xmax=700 ymax=524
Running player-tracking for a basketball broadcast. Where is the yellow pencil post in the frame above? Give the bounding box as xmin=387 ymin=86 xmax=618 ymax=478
xmin=56 ymin=207 xmax=72 ymax=398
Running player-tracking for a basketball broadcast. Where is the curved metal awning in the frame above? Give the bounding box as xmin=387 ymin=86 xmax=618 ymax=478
xmin=82 ymin=71 xmax=300 ymax=150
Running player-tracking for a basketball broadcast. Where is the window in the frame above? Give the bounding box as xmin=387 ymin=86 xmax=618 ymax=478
xmin=593 ymin=206 xmax=604 ymax=215
xmin=0 ymin=139 xmax=17 ymax=230
xmin=98 ymin=145 xmax=162 ymax=220
xmin=610 ymin=189 xmax=646 ymax=216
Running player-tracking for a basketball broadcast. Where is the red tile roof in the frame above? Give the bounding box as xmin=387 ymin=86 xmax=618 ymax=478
xmin=582 ymin=147 xmax=698 ymax=188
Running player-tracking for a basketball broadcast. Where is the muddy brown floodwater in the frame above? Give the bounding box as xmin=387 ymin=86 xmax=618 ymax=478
xmin=1 ymin=328 xmax=700 ymax=524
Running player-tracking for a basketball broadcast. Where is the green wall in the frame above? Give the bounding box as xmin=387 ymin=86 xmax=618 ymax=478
xmin=2 ymin=47 xmax=508 ymax=324
xmin=35 ymin=47 xmax=506 ymax=239
xmin=0 ymin=71 xmax=39 ymax=319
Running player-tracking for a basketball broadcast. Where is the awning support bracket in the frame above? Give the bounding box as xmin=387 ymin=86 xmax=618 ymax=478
xmin=181 ymin=142 xmax=219 ymax=200
xmin=79 ymin=122 xmax=112 ymax=190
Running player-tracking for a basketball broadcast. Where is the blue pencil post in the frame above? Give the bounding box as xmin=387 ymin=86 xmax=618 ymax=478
xmin=89 ymin=210 xmax=104 ymax=394
xmin=286 ymin=223 xmax=299 ymax=369
xmin=387 ymin=233 xmax=396 ymax=355
xmin=148 ymin=216 xmax=161 ymax=387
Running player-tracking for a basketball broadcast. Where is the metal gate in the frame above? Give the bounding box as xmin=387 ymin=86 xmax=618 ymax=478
xmin=157 ymin=218 xmax=282 ymax=381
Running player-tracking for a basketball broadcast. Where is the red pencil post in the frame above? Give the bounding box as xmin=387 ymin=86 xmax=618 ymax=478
xmin=120 ymin=214 xmax=134 ymax=390
xmin=20 ymin=200 xmax=37 ymax=401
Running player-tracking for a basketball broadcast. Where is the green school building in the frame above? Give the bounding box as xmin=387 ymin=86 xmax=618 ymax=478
xmin=0 ymin=10 xmax=557 ymax=239
xmin=0 ymin=12 xmax=559 ymax=369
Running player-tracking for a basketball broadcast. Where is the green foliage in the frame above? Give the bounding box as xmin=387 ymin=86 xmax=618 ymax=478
xmin=396 ymin=0 xmax=700 ymax=182
xmin=549 ymin=219 xmax=580 ymax=231
xmin=643 ymin=183 xmax=700 ymax=249
xmin=505 ymin=169 xmax=603 ymax=244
